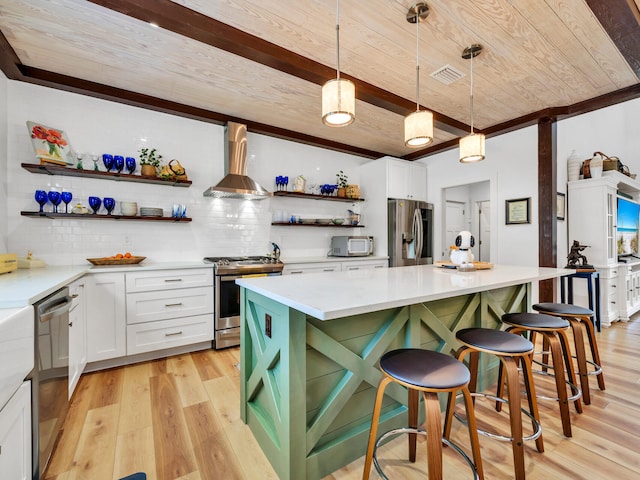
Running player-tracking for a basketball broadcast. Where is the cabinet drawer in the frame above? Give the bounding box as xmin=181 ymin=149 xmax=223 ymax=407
xmin=125 ymin=268 xmax=213 ymax=293
xmin=126 ymin=287 xmax=213 ymax=324
xmin=127 ymin=314 xmax=214 ymax=355
xmin=283 ymin=262 xmax=341 ymax=275
xmin=342 ymin=260 xmax=388 ymax=271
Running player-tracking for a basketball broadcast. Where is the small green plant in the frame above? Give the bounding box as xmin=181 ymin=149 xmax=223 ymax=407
xmin=336 ymin=170 xmax=348 ymax=188
xmin=139 ymin=147 xmax=163 ymax=167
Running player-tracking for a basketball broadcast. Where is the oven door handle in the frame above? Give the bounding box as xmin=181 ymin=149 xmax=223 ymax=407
xmin=39 ymin=296 xmax=73 ymax=323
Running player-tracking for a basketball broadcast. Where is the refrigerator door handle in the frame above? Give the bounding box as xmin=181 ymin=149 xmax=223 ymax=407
xmin=413 ymin=208 xmax=423 ymax=263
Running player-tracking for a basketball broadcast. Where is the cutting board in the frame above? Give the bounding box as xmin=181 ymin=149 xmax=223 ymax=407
xmin=434 ymin=261 xmax=494 ymax=270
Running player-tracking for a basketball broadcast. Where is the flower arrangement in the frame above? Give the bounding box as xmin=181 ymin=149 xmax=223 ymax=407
xmin=336 ymin=170 xmax=348 ymax=188
xmin=27 ymin=121 xmax=73 ymax=165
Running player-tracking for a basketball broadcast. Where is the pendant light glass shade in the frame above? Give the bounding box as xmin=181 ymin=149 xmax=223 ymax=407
xmin=322 ymin=78 xmax=355 ymax=127
xmin=322 ymin=0 xmax=355 ymax=127
xmin=459 ymin=132 xmax=485 ymax=162
xmin=404 ymin=109 xmax=434 ymax=147
xmin=404 ymin=3 xmax=433 ymax=148
xmin=460 ymin=44 xmax=485 ymax=163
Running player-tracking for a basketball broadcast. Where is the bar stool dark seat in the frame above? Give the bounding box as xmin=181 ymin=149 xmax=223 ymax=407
xmin=363 ymin=349 xmax=484 ymax=480
xmin=501 ymin=312 xmax=582 ymax=437
xmin=444 ymin=328 xmax=543 ymax=480
xmin=532 ymin=302 xmax=605 ymax=405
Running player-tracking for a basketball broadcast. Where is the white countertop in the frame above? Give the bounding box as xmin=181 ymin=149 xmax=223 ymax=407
xmin=236 ymin=264 xmax=572 ymax=320
xmin=0 ymin=261 xmax=213 ymax=307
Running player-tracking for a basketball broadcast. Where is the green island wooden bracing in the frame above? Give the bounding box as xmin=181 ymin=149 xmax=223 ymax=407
xmin=240 ymin=282 xmax=530 ymax=479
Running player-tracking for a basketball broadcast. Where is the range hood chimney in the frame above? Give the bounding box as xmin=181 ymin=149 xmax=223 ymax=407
xmin=203 ymin=122 xmax=272 ymax=199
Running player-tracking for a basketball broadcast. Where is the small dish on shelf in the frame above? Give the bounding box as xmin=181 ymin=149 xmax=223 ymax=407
xmin=87 ymin=256 xmax=146 ymax=265
xmin=331 ymin=218 xmax=345 ymax=225
xmin=316 ymin=218 xmax=332 ymax=225
xmin=299 ymin=218 xmax=316 ymax=224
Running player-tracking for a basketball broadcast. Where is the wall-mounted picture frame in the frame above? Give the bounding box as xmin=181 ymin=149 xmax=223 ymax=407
xmin=557 ymin=192 xmax=566 ymax=221
xmin=505 ymin=197 xmax=531 ymax=224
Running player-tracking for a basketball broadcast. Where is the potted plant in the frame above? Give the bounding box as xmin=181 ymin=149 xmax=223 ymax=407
xmin=336 ymin=170 xmax=348 ymax=197
xmin=139 ymin=147 xmax=163 ymax=176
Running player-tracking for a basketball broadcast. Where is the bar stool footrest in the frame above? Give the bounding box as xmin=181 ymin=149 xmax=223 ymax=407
xmin=530 ymin=369 xmax=582 ymax=402
xmin=452 ymin=392 xmax=542 ymax=443
xmin=373 ymin=427 xmax=480 ymax=480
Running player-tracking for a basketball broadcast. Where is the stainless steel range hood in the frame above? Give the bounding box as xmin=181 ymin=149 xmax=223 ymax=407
xmin=203 ymin=122 xmax=272 ymax=199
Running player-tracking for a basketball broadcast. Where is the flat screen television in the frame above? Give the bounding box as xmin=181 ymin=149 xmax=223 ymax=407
xmin=617 ymin=196 xmax=640 ymax=257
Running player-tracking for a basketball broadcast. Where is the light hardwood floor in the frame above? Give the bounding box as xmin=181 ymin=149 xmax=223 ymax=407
xmin=45 ymin=317 xmax=640 ymax=480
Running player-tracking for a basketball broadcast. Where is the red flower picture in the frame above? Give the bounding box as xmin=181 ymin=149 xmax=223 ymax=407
xmin=27 ymin=121 xmax=73 ymax=166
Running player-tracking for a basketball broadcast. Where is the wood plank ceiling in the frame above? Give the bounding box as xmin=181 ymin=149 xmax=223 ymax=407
xmin=0 ymin=0 xmax=639 ymax=160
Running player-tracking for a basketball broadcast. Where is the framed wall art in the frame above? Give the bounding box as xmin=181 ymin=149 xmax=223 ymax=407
xmin=26 ymin=121 xmax=73 ymax=166
xmin=505 ymin=197 xmax=530 ymax=225
xmin=557 ymin=192 xmax=566 ymax=221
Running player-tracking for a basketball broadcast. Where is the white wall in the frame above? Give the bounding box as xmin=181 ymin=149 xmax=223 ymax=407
xmin=5 ymin=81 xmax=367 ymax=265
xmin=0 ymin=70 xmax=7 ymax=253
xmin=426 ymin=126 xmax=539 ymax=267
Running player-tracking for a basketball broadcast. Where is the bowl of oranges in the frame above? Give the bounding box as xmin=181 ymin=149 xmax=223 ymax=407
xmin=86 ymin=252 xmax=146 ymax=265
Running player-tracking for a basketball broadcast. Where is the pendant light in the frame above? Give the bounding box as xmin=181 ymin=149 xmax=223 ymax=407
xmin=404 ymin=3 xmax=433 ymax=148
xmin=459 ymin=44 xmax=485 ymax=162
xmin=322 ymin=0 xmax=355 ymax=127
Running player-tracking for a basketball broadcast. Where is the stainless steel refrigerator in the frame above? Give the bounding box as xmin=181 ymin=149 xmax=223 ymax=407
xmin=388 ymin=199 xmax=433 ymax=266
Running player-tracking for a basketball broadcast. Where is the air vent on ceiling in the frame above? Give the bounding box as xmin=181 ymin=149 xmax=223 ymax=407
xmin=430 ymin=64 xmax=465 ymax=85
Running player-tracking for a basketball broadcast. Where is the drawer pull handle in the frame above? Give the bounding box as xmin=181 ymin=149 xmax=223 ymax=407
xmin=612 ymin=284 xmax=616 ymax=288
xmin=165 ymin=331 xmax=183 ymax=337
xmin=325 ymin=268 xmax=338 ymax=271
xmin=165 ymin=302 xmax=183 ymax=307
xmin=164 ymin=278 xmax=183 ymax=283
xmin=290 ymin=271 xmax=303 ymax=274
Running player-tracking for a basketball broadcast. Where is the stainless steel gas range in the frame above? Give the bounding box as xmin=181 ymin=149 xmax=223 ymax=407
xmin=204 ymin=256 xmax=284 ymax=349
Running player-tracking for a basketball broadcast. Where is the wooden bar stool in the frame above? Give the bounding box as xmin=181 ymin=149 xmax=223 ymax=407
xmin=501 ymin=313 xmax=582 ymax=437
xmin=533 ymin=302 xmax=605 ymax=405
xmin=362 ymin=349 xmax=484 ymax=480
xmin=444 ymin=328 xmax=543 ymax=480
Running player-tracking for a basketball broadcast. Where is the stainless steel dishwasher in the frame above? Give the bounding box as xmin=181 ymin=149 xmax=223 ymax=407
xmin=29 ymin=287 xmax=72 ymax=479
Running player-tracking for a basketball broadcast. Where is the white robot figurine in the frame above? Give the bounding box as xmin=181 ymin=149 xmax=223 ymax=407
xmin=450 ymin=230 xmax=475 ymax=269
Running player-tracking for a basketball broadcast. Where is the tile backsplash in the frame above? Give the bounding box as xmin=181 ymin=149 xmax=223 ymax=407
xmin=5 ymin=81 xmax=369 ymax=265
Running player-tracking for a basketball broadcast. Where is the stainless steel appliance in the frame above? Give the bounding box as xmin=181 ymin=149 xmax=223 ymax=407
xmin=330 ymin=236 xmax=374 ymax=257
xmin=204 ymin=256 xmax=284 ymax=349
xmin=30 ymin=287 xmax=72 ymax=479
xmin=388 ymin=199 xmax=433 ymax=266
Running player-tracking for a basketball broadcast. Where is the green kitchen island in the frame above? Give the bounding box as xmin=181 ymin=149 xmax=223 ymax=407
xmin=236 ymin=264 xmax=570 ymax=479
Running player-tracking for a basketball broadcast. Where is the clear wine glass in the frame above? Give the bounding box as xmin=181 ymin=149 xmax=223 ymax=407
xmin=103 ymin=197 xmax=115 ymax=215
xmin=34 ymin=190 xmax=48 ymax=213
xmin=88 ymin=196 xmax=102 ymax=214
xmin=48 ymin=189 xmax=62 ymax=213
xmin=90 ymin=152 xmax=99 ymax=171
xmin=61 ymin=191 xmax=73 ymax=213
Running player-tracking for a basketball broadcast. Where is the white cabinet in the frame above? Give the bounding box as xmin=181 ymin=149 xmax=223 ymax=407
xmin=86 ymin=273 xmax=126 ymax=362
xmin=387 ymin=158 xmax=427 ymax=201
xmin=125 ymin=268 xmax=214 ymax=355
xmin=283 ymin=258 xmax=388 ymax=275
xmin=618 ymin=261 xmax=640 ymax=320
xmin=68 ymin=278 xmax=87 ymax=398
xmin=0 ymin=381 xmax=31 ymax=480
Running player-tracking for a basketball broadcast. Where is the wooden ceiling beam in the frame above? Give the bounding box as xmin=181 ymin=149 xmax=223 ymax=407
xmin=585 ymin=0 xmax=640 ymax=77
xmin=87 ymin=0 xmax=470 ymax=137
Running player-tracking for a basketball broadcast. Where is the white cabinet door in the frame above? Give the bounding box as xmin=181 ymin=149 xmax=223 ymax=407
xmin=388 ymin=159 xmax=427 ymax=201
xmin=68 ymin=279 xmax=87 ymax=398
xmin=0 ymin=382 xmax=31 ymax=480
xmin=341 ymin=260 xmax=388 ymax=271
xmin=86 ymin=273 xmax=126 ymax=362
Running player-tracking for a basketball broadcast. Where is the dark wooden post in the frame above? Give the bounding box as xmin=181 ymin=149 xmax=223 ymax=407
xmin=538 ymin=117 xmax=557 ymax=302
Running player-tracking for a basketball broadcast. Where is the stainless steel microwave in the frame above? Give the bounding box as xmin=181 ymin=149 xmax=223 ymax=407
xmin=330 ymin=236 xmax=374 ymax=257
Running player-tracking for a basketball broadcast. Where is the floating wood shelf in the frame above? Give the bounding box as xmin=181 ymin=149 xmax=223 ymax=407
xmin=272 ymin=191 xmax=364 ymax=202
xmin=21 ymin=211 xmax=192 ymax=222
xmin=21 ymin=163 xmax=192 ymax=187
xmin=271 ymin=222 xmax=363 ymax=228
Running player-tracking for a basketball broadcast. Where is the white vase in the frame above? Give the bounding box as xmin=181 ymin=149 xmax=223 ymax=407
xmin=567 ymin=150 xmax=581 ymax=182
xmin=590 ymin=153 xmax=603 ymax=178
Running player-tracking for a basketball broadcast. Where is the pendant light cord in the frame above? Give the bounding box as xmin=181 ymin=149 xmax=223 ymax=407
xmin=415 ymin=10 xmax=420 ymax=112
xmin=469 ymin=49 xmax=474 ymax=134
xmin=335 ymin=0 xmax=341 ymax=80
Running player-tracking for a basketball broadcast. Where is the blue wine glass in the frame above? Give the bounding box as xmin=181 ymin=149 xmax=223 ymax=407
xmin=88 ymin=196 xmax=102 ymax=214
xmin=114 ymin=155 xmax=125 ymax=173
xmin=283 ymin=176 xmax=289 ymax=191
xmin=103 ymin=197 xmax=115 ymax=215
xmin=102 ymin=154 xmax=114 ymax=172
xmin=125 ymin=157 xmax=136 ymax=174
xmin=35 ymin=190 xmax=48 ymax=213
xmin=275 ymin=176 xmax=282 ymax=191
xmin=48 ymin=190 xmax=61 ymax=213
xmin=60 ymin=191 xmax=73 ymax=214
